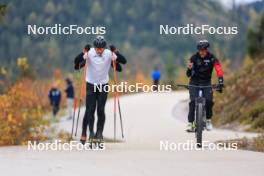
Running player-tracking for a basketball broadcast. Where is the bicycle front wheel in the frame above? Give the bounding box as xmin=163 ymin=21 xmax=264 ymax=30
xmin=196 ymin=103 xmax=203 ymax=147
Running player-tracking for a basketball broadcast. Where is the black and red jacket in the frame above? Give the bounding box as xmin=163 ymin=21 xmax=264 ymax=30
xmin=186 ymin=52 xmax=223 ymax=85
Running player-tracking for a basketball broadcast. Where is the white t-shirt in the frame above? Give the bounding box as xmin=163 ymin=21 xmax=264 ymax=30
xmin=84 ymin=48 xmax=116 ymax=85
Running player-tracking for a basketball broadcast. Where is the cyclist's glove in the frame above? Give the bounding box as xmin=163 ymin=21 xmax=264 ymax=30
xmin=218 ymin=77 xmax=224 ymax=93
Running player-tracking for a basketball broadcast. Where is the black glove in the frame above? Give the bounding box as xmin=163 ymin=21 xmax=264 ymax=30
xmin=74 ymin=53 xmax=86 ymax=70
xmin=74 ymin=44 xmax=91 ymax=70
xmin=74 ymin=53 xmax=82 ymax=65
xmin=109 ymin=45 xmax=116 ymax=52
xmin=74 ymin=59 xmax=85 ymax=70
xmin=218 ymin=77 xmax=224 ymax=93
xmin=84 ymin=44 xmax=91 ymax=51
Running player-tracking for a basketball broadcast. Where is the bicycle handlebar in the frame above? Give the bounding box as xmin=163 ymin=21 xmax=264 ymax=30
xmin=176 ymin=84 xmax=221 ymax=90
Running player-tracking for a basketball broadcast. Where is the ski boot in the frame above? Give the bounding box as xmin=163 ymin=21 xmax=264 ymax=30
xmin=80 ymin=135 xmax=86 ymax=145
xmin=94 ymin=132 xmax=104 ymax=149
xmin=88 ymin=132 xmax=95 ymax=149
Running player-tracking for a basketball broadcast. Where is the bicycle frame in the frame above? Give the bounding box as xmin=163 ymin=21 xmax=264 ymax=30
xmin=177 ymin=84 xmax=220 ymax=147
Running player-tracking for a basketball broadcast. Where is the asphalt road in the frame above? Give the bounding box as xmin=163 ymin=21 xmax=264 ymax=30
xmin=0 ymin=92 xmax=263 ymax=176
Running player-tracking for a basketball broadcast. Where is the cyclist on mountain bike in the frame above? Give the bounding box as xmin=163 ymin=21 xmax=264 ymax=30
xmin=186 ymin=40 xmax=224 ymax=132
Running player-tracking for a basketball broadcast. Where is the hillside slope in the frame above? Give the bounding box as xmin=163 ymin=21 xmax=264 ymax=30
xmin=0 ymin=0 xmax=246 ymax=76
xmin=213 ymin=58 xmax=264 ymax=131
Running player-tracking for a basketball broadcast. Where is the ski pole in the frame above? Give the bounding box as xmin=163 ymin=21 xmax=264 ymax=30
xmin=71 ymin=68 xmax=80 ymax=139
xmin=70 ymin=97 xmax=77 ymax=139
xmin=112 ymin=52 xmax=125 ymax=140
xmin=114 ymin=77 xmax=117 ymax=141
xmin=75 ymin=99 xmax=82 ymax=137
xmin=117 ymin=98 xmax=124 ymax=138
xmin=114 ymin=95 xmax=117 ymax=141
xmin=74 ymin=66 xmax=82 ymax=137
xmin=112 ymin=53 xmax=117 ymax=141
xmin=75 ymin=56 xmax=88 ymax=137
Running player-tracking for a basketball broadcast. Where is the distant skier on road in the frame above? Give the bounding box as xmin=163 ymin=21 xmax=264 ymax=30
xmin=48 ymin=82 xmax=61 ymax=118
xmin=65 ymin=76 xmax=74 ymax=120
xmin=152 ymin=67 xmax=161 ymax=91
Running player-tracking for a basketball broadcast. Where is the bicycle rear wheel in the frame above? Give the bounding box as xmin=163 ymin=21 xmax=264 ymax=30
xmin=196 ymin=103 xmax=203 ymax=147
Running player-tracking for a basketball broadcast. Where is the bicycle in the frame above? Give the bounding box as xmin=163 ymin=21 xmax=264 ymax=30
xmin=177 ymin=84 xmax=221 ymax=147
